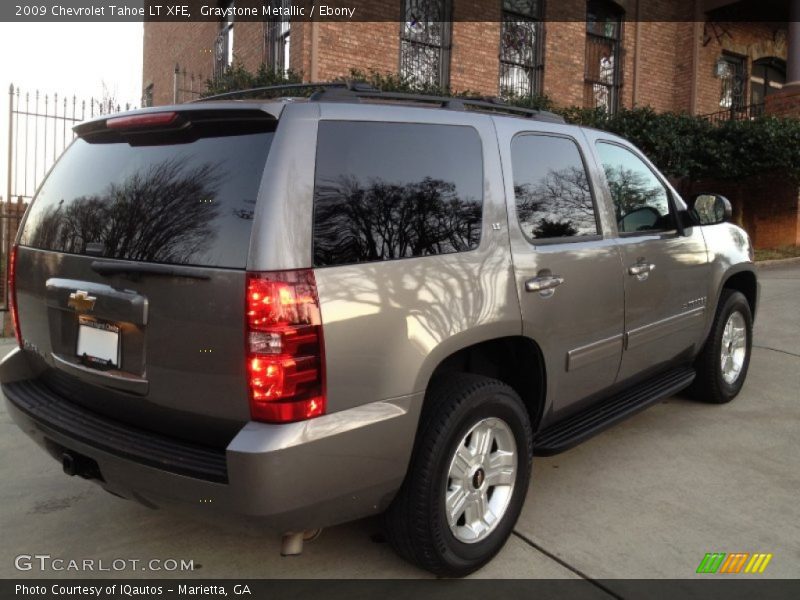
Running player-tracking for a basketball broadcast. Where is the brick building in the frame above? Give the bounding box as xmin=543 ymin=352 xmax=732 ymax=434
xmin=142 ymin=0 xmax=800 ymax=248
xmin=143 ymin=0 xmax=796 ymax=116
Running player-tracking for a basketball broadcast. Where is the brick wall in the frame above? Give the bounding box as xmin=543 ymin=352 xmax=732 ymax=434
xmin=626 ymin=21 xmax=681 ymax=111
xmin=540 ymin=0 xmax=588 ymax=107
xmin=765 ymin=86 xmax=800 ymax=117
xmin=449 ymin=3 xmax=500 ymax=95
xmin=235 ymin=22 xmax=267 ymax=71
xmin=673 ymin=20 xmax=699 ymax=113
xmin=314 ymin=22 xmax=399 ymax=82
xmin=290 ymin=21 xmax=311 ymax=76
xmin=143 ymin=21 xmax=218 ymax=105
xmin=143 ymin=20 xmax=268 ymax=105
xmin=682 ymin=176 xmax=800 ymax=249
xmin=1 ymin=200 xmax=26 ymax=337
xmin=542 ymin=20 xmax=586 ymax=107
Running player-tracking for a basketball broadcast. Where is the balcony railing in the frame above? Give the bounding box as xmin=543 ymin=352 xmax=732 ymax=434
xmin=701 ymin=102 xmax=765 ymax=124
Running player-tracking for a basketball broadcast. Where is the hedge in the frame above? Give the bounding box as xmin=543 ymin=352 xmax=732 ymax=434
xmin=203 ymin=64 xmax=800 ymax=182
xmin=572 ymin=107 xmax=800 ymax=183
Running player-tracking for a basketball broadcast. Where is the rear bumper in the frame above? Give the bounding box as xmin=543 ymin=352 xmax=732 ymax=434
xmin=1 ymin=347 xmax=421 ymax=531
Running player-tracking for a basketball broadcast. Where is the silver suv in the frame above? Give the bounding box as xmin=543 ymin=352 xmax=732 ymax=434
xmin=1 ymin=84 xmax=757 ymax=576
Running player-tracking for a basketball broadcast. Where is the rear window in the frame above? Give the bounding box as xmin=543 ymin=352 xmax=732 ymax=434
xmin=19 ymin=127 xmax=274 ymax=269
xmin=312 ymin=121 xmax=483 ymax=267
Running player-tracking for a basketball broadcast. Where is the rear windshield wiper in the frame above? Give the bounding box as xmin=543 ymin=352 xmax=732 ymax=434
xmin=91 ymin=261 xmax=210 ymax=280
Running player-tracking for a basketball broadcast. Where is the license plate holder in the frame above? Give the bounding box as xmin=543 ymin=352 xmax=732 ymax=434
xmin=77 ymin=316 xmax=120 ymax=368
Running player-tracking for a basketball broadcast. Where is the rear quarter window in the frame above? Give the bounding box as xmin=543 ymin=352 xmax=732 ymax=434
xmin=312 ymin=121 xmax=484 ymax=267
xmin=19 ymin=127 xmax=274 ymax=269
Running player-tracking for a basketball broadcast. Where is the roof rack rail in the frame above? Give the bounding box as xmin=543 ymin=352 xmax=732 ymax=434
xmin=193 ymin=80 xmax=378 ymax=102
xmin=329 ymin=89 xmax=565 ymax=123
xmin=195 ymin=80 xmax=565 ymax=123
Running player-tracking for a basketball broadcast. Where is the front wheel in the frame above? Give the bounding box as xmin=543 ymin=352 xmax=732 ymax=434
xmin=384 ymin=373 xmax=533 ymax=577
xmin=690 ymin=289 xmax=753 ymax=404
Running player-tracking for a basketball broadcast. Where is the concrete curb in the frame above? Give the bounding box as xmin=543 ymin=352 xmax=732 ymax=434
xmin=756 ymin=256 xmax=800 ymax=269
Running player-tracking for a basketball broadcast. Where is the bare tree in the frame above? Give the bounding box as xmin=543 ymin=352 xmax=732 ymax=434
xmin=28 ymin=157 xmax=222 ymax=263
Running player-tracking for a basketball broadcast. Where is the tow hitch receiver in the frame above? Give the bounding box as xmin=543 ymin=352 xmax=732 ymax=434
xmin=61 ymin=451 xmax=103 ymax=481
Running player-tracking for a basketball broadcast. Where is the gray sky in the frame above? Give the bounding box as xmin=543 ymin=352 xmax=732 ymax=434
xmin=0 ymin=22 xmax=144 ymax=200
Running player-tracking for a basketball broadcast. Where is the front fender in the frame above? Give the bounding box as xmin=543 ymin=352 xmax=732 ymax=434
xmin=700 ymin=222 xmax=758 ymax=342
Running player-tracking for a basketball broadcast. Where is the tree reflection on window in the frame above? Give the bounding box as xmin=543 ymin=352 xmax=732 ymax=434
xmin=314 ymin=175 xmax=481 ymax=266
xmin=596 ymin=142 xmax=673 ymax=233
xmin=20 ymin=130 xmax=272 ymax=268
xmin=26 ymin=157 xmax=221 ymax=264
xmin=312 ymin=121 xmax=484 ymax=267
xmin=512 ymin=135 xmax=598 ymax=241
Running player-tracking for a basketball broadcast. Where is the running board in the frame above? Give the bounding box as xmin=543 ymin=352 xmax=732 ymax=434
xmin=533 ymin=366 xmax=695 ymax=456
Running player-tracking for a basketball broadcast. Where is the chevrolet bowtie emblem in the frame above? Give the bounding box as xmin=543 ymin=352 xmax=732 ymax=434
xmin=67 ymin=290 xmax=97 ymax=313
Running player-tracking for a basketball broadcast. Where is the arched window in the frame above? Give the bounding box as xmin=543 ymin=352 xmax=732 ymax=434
xmin=585 ymin=0 xmax=623 ymax=114
xmin=750 ymin=57 xmax=786 ymax=105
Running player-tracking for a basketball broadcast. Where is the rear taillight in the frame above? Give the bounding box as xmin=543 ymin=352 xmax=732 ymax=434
xmin=8 ymin=244 xmax=21 ymax=347
xmin=246 ymin=269 xmax=325 ymax=423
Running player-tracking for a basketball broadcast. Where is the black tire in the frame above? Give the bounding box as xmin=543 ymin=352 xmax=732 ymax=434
xmin=690 ymin=289 xmax=753 ymax=404
xmin=384 ymin=373 xmax=533 ymax=577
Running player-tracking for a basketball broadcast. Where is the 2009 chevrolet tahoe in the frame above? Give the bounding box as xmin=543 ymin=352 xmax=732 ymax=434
xmin=1 ymin=83 xmax=757 ymax=576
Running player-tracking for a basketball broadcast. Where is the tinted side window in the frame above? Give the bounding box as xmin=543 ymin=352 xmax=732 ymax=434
xmin=511 ymin=134 xmax=599 ymax=241
xmin=312 ymin=122 xmax=483 ymax=267
xmin=596 ymin=142 xmax=674 ymax=234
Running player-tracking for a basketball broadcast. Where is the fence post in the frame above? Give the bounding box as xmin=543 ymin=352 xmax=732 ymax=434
xmin=173 ymin=63 xmax=179 ymax=104
xmin=3 ymin=84 xmax=13 ymax=311
xmin=6 ymin=84 xmax=13 ymax=214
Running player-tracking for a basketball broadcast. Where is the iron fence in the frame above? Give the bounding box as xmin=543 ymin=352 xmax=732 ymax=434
xmin=174 ymin=65 xmax=208 ymax=103
xmin=701 ymin=102 xmax=765 ymax=124
xmin=2 ymin=84 xmax=134 ymax=310
xmin=0 ymin=200 xmax=25 ymax=318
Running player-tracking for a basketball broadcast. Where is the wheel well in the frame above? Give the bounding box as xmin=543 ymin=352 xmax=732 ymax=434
xmin=427 ymin=336 xmax=546 ymax=430
xmin=722 ymin=271 xmax=757 ymax=317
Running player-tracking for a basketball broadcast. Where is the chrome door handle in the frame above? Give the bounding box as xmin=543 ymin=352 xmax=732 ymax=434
xmin=525 ymin=275 xmax=565 ymax=295
xmin=628 ymin=262 xmax=655 ymax=280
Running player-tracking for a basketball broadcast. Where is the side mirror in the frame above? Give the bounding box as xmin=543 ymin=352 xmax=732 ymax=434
xmin=691 ymin=194 xmax=732 ymax=225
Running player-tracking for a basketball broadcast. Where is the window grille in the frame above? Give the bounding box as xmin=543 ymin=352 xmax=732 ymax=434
xmin=265 ymin=0 xmax=292 ymax=74
xmin=500 ymin=0 xmax=543 ymax=98
xmin=214 ymin=1 xmax=235 ymax=79
xmin=584 ymin=0 xmax=623 ymax=114
xmin=400 ymin=0 xmax=451 ymax=88
xmin=719 ymin=52 xmax=746 ymax=111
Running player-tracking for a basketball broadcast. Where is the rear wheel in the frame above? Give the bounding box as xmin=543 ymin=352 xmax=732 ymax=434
xmin=690 ymin=289 xmax=753 ymax=404
xmin=384 ymin=373 xmax=533 ymax=577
